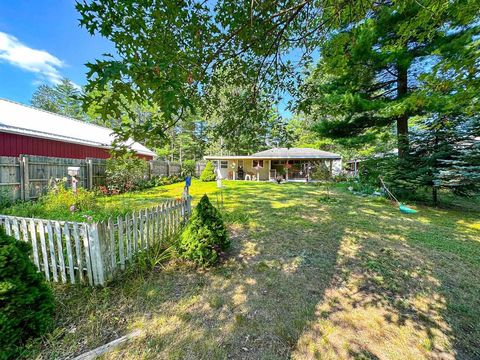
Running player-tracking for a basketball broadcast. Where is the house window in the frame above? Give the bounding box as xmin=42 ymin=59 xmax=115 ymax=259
xmin=253 ymin=160 xmax=264 ymax=167
xmin=220 ymin=160 xmax=228 ymax=169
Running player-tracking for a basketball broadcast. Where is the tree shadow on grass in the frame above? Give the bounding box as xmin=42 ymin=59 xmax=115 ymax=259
xmin=292 ymin=194 xmax=480 ymax=359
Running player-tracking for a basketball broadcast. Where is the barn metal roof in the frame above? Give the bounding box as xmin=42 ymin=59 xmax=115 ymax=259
xmin=205 ymin=147 xmax=341 ymax=160
xmin=0 ymin=98 xmax=156 ymax=157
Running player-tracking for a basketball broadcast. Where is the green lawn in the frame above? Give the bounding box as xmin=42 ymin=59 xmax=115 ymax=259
xmin=23 ymin=180 xmax=480 ymax=359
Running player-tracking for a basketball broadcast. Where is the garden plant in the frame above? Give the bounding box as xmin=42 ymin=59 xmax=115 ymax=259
xmin=200 ymin=161 xmax=217 ymax=182
xmin=0 ymin=228 xmax=55 ymax=359
xmin=177 ymin=194 xmax=229 ymax=266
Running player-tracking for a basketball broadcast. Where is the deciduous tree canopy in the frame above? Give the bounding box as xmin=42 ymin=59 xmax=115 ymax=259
xmin=76 ymin=0 xmax=478 ymax=145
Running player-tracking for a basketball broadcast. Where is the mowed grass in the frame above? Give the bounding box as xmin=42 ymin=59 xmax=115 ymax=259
xmin=23 ymin=180 xmax=480 ymax=359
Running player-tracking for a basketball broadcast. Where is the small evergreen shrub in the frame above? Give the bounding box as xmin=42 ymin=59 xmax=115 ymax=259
xmin=200 ymin=161 xmax=216 ymax=182
xmin=0 ymin=228 xmax=55 ymax=358
xmin=178 ymin=195 xmax=229 ymax=266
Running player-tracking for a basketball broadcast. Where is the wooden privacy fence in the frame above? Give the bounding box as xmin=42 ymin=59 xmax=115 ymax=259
xmin=0 ymin=196 xmax=192 ymax=286
xmin=195 ymin=161 xmax=206 ymax=177
xmin=0 ymin=155 xmax=184 ymax=201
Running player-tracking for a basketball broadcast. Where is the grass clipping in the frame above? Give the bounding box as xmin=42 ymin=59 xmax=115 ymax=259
xmin=178 ymin=194 xmax=229 ymax=266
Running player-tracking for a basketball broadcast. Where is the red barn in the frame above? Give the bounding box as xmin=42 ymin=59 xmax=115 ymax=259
xmin=0 ymin=98 xmax=156 ymax=160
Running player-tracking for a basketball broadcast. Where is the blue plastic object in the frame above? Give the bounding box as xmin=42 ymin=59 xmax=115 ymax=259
xmin=399 ymin=204 xmax=417 ymax=214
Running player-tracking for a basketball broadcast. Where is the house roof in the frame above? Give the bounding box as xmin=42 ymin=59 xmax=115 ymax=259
xmin=0 ymin=98 xmax=156 ymax=157
xmin=205 ymin=147 xmax=341 ymax=160
xmin=251 ymin=147 xmax=341 ymax=159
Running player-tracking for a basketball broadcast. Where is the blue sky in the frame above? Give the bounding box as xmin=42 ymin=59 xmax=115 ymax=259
xmin=0 ymin=0 xmax=114 ymax=104
xmin=0 ymin=1 xmax=296 ymax=117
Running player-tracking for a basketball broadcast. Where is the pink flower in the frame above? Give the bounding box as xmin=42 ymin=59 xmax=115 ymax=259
xmin=69 ymin=205 xmax=76 ymax=212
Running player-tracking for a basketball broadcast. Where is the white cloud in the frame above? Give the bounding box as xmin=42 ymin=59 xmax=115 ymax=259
xmin=0 ymin=31 xmax=65 ymax=85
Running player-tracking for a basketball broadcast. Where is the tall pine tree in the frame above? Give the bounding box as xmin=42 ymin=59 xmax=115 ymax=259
xmin=298 ymin=2 xmax=479 ymax=157
xmin=435 ymin=118 xmax=480 ymax=196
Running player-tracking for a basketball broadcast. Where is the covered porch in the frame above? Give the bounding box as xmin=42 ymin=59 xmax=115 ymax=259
xmin=206 ymin=158 xmax=339 ymax=181
xmin=204 ymin=148 xmax=342 ymax=181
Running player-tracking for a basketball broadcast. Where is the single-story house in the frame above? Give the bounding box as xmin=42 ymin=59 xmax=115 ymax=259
xmin=205 ymin=147 xmax=342 ymax=181
xmin=0 ymin=98 xmax=156 ymax=160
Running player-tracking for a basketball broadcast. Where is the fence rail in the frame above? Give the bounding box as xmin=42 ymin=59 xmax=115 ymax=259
xmin=0 ymin=155 xmax=184 ymax=201
xmin=0 ymin=196 xmax=192 ymax=286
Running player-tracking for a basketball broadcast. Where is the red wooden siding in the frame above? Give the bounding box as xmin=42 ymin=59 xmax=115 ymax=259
xmin=0 ymin=132 xmax=153 ymax=160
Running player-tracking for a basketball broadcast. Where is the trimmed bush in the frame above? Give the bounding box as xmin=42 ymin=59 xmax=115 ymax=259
xmin=200 ymin=161 xmax=216 ymax=182
xmin=178 ymin=194 xmax=229 ymax=266
xmin=0 ymin=228 xmax=55 ymax=358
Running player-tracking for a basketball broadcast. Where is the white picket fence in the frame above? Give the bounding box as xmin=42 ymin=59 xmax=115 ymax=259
xmin=0 ymin=196 xmax=192 ymax=286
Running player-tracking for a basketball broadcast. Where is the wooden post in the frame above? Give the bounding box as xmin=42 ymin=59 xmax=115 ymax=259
xmin=22 ymin=155 xmax=30 ymax=200
xmin=90 ymin=223 xmax=105 ymax=286
xmin=329 ymin=160 xmax=333 ymax=176
xmin=149 ymin=161 xmax=153 ymax=180
xmin=19 ymin=156 xmax=25 ymax=201
xmin=118 ymin=216 xmax=125 ymax=270
xmin=186 ymin=196 xmax=192 ymax=217
xmin=64 ymin=223 xmax=75 ymax=284
xmin=80 ymin=224 xmax=93 ymax=286
xmin=87 ymin=159 xmax=93 ymax=190
xmin=46 ymin=221 xmax=58 ymax=282
xmin=72 ymin=223 xmax=84 ymax=283
xmin=28 ymin=219 xmax=40 ymax=270
xmin=37 ymin=221 xmax=50 ymax=281
xmin=54 ymin=221 xmax=67 ymax=283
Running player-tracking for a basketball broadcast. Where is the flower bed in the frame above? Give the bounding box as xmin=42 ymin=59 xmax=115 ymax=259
xmin=0 ymin=176 xmax=185 ymax=222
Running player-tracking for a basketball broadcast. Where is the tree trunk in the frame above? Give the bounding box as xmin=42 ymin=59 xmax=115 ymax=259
xmin=432 ymin=186 xmax=438 ymax=207
xmin=396 ymin=65 xmax=409 ymax=157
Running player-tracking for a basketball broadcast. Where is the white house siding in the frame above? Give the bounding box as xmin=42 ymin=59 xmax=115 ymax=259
xmin=332 ymin=159 xmax=342 ymax=176
xmin=205 ymin=149 xmax=343 ymax=181
xmin=212 ymin=160 xmax=229 ymax=179
xmin=241 ymin=159 xmax=270 ymax=180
